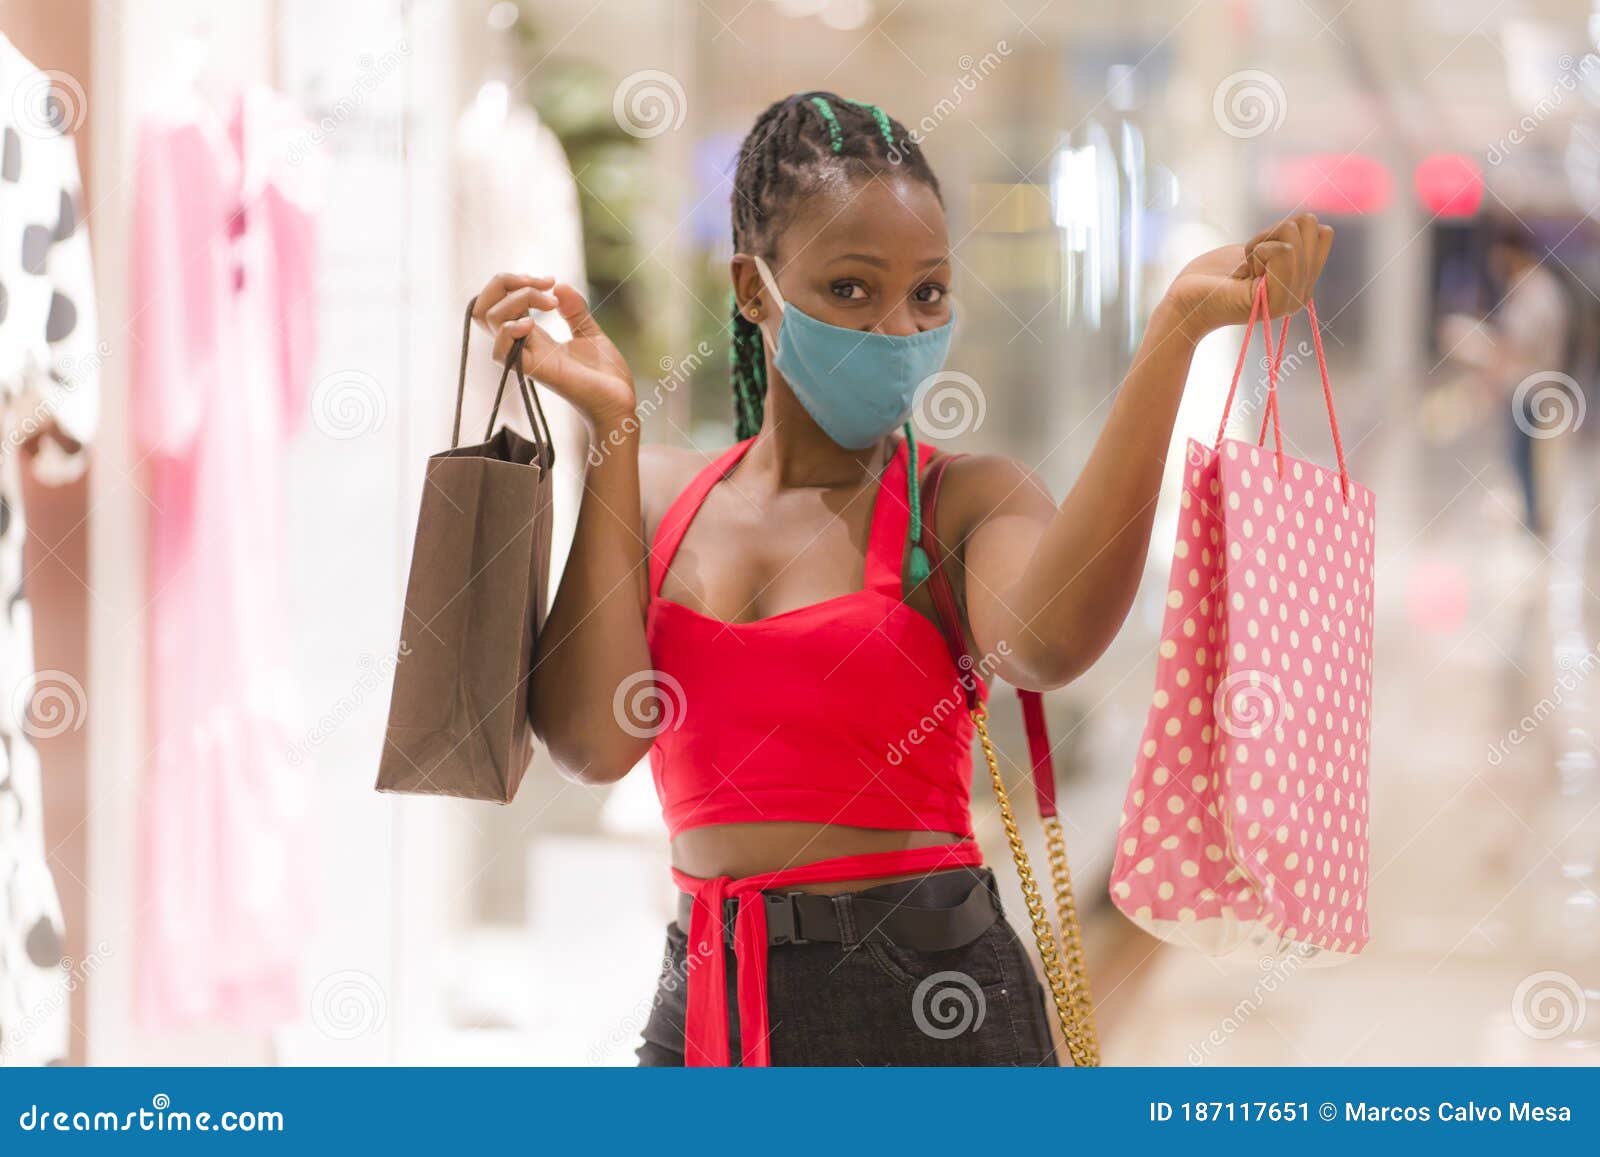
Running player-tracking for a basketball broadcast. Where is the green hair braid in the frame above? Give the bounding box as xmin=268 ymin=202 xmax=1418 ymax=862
xmin=729 ymin=290 xmax=766 ymax=440
xmin=846 ymin=99 xmax=897 ymax=151
xmin=808 ymin=96 xmax=843 ymax=152
xmin=904 ymin=421 xmax=931 ymax=584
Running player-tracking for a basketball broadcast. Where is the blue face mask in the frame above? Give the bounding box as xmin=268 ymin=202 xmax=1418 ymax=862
xmin=753 ymin=255 xmax=954 ymax=449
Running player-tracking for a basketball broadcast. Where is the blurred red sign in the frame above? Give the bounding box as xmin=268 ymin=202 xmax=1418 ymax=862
xmin=1262 ymin=152 xmax=1393 ymax=215
xmin=1413 ymin=153 xmax=1484 ymax=218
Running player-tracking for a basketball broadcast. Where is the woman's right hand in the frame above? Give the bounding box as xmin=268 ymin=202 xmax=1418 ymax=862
xmin=472 ymin=274 xmax=636 ymax=427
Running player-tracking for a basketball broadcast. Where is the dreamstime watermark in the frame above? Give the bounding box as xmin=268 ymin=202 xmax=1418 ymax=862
xmin=16 ymin=1094 xmax=283 ymax=1135
xmin=587 ymin=933 xmax=716 ymax=1063
xmin=1214 ymin=670 xmax=1285 ymax=740
xmin=587 ymin=340 xmax=715 ymax=467
xmin=311 ymin=369 xmax=387 ymax=439
xmin=1487 ymin=643 xmax=1600 ymax=766
xmin=613 ymin=669 xmax=688 ymax=739
xmin=912 ymin=971 xmax=986 ymax=1039
xmin=0 ymin=939 xmax=111 ymax=1060
xmin=286 ymin=643 xmax=410 ymax=768
xmin=1510 ymin=970 xmax=1587 ymax=1040
xmin=309 ymin=969 xmax=388 ymax=1040
xmin=1237 ymin=338 xmax=1317 ymax=430
xmin=287 ymin=40 xmax=411 ymax=165
xmin=1186 ymin=952 xmax=1307 ymax=1064
xmin=1486 ymin=53 xmax=1600 ymax=165
xmin=1511 ymin=371 xmax=1586 ymax=439
xmin=1231 ymin=382 xmax=1271 ymax=436
xmin=10 ymin=669 xmax=87 ymax=740
xmin=1212 ymin=70 xmax=1287 ymax=139
xmin=1266 ymin=340 xmax=1315 ymax=381
xmin=11 ymin=68 xmax=87 ymax=138
xmin=612 ymin=70 xmax=687 ymax=139
xmin=1 ymin=340 xmax=111 ymax=460
xmin=912 ymin=370 xmax=986 ymax=439
xmin=884 ymin=641 xmax=1010 ymax=767
xmin=886 ymin=41 xmax=1012 ymax=162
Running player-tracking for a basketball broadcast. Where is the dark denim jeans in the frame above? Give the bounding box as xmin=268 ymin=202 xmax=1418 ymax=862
xmin=637 ymin=867 xmax=1060 ymax=1066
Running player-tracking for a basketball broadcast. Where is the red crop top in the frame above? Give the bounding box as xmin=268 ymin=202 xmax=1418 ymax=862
xmin=645 ymin=436 xmax=974 ymax=839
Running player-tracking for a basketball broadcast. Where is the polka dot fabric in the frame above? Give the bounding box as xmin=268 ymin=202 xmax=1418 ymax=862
xmin=1110 ymin=436 xmax=1375 ymax=958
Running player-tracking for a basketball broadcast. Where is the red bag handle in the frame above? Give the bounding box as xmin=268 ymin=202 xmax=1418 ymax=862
xmin=917 ymin=452 xmax=1058 ymax=820
xmin=1213 ymin=278 xmax=1350 ymax=501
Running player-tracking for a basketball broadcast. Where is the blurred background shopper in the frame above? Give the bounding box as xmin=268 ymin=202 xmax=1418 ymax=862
xmin=1487 ymin=219 xmax=1575 ymax=538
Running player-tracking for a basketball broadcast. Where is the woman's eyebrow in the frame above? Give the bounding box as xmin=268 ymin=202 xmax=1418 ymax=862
xmin=826 ymin=253 xmax=951 ymax=269
xmin=827 ymin=253 xmax=890 ymax=268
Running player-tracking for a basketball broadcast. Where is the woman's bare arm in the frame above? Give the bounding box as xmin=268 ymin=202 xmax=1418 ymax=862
xmin=527 ymin=423 xmax=655 ymax=782
xmin=473 ymin=274 xmax=664 ymax=782
xmin=950 ymin=215 xmax=1335 ymax=688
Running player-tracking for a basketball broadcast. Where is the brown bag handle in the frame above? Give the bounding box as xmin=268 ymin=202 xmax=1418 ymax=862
xmin=915 ymin=449 xmax=1101 ymax=1067
xmin=452 ymin=296 xmax=556 ymax=471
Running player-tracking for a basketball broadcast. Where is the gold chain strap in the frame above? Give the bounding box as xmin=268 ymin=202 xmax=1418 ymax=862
xmin=1043 ymin=814 xmax=1100 ymax=1059
xmin=973 ymin=704 xmax=1101 ymax=1067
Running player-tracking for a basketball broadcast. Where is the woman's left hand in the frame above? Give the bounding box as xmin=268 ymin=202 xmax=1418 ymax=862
xmin=1161 ymin=211 xmax=1334 ymax=341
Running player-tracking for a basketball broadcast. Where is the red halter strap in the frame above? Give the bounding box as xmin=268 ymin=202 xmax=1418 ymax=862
xmin=648 ymin=437 xmax=912 ymax=602
xmin=649 ymin=438 xmax=753 ymax=600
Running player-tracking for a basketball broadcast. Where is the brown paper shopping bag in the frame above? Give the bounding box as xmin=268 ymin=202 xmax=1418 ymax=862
xmin=375 ymin=299 xmax=556 ymax=803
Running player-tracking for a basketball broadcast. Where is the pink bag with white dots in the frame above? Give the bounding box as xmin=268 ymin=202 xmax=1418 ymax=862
xmin=1110 ymin=280 xmax=1375 ymax=961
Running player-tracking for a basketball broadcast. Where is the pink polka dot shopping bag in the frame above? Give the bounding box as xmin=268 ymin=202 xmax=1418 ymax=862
xmin=1110 ymin=280 xmax=1375 ymax=960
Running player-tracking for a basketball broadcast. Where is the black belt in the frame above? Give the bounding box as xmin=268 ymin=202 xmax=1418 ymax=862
xmin=675 ymin=874 xmax=999 ymax=950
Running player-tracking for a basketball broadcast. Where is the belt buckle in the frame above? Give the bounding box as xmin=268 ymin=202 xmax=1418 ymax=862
xmin=763 ymin=891 xmax=810 ymax=947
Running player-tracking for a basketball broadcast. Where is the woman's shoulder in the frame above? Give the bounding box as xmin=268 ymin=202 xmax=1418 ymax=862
xmin=923 ymin=448 xmax=1055 ymax=544
xmin=639 ymin=440 xmax=707 ymax=476
xmin=639 ymin=441 xmax=734 ymax=539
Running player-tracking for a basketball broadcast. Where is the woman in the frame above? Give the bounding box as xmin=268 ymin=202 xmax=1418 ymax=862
xmin=472 ymin=92 xmax=1332 ymax=1066
xmin=1484 ymin=219 xmax=1572 ymax=539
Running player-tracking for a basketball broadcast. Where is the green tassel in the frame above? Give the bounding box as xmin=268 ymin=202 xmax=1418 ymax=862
xmin=909 ymin=543 xmax=932 ymax=585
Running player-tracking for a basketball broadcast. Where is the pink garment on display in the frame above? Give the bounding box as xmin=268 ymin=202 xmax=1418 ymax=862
xmin=130 ymin=87 xmax=319 ymax=1029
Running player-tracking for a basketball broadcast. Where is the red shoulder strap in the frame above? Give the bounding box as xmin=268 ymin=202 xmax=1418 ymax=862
xmin=1017 ymin=686 xmax=1057 ymax=820
xmin=649 ymin=438 xmax=755 ymax=599
xmin=917 ymin=452 xmax=1058 ymax=820
xmin=862 ymin=438 xmax=912 ymax=597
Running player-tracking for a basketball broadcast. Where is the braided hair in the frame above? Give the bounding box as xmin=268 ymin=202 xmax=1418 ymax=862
xmin=728 ymin=92 xmax=944 ymax=581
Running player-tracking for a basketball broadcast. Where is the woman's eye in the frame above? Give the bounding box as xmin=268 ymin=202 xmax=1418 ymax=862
xmin=830 ymin=281 xmax=868 ymax=301
xmin=915 ymin=284 xmax=947 ymax=304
